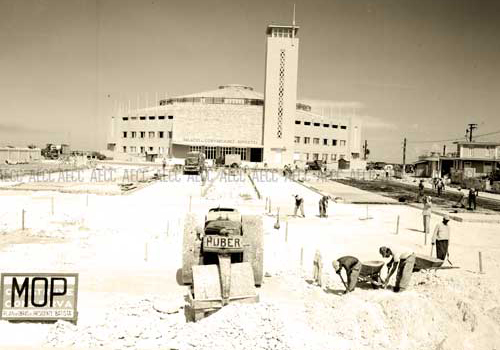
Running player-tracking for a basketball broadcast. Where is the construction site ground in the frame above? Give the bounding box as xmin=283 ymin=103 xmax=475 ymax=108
xmin=0 ymin=166 xmax=499 ymax=350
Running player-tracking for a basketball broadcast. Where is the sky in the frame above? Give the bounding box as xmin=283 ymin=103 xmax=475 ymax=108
xmin=1 ymin=0 xmax=500 ymax=162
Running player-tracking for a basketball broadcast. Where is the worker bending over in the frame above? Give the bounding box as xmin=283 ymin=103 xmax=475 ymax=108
xmin=332 ymin=256 xmax=362 ymax=294
xmin=379 ymin=246 xmax=415 ymax=292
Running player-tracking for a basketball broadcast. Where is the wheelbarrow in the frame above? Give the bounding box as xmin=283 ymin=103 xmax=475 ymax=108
xmin=413 ymin=254 xmax=444 ymax=272
xmin=358 ymin=260 xmax=385 ymax=288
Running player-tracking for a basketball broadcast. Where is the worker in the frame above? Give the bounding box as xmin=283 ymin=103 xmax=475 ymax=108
xmin=293 ymin=194 xmax=305 ymax=217
xmin=332 ymin=256 xmax=362 ymax=294
xmin=418 ymin=180 xmax=425 ymax=202
xmin=422 ymin=196 xmax=432 ymax=234
xmin=432 ymin=214 xmax=451 ymax=260
xmin=319 ymin=195 xmax=329 ymax=218
xmin=468 ymin=188 xmax=477 ymax=211
xmin=313 ymin=249 xmax=323 ymax=286
xmin=436 ymin=178 xmax=444 ymax=197
xmin=379 ymin=246 xmax=416 ymax=292
xmin=456 ymin=187 xmax=467 ymax=208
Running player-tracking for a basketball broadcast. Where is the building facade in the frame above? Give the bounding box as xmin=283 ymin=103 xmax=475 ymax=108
xmin=106 ymin=23 xmax=363 ymax=167
xmin=414 ymin=141 xmax=500 ymax=179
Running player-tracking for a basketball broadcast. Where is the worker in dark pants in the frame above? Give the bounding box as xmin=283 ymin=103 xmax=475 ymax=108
xmin=418 ymin=180 xmax=425 ymax=202
xmin=468 ymin=188 xmax=477 ymax=210
xmin=379 ymin=246 xmax=415 ymax=292
xmin=432 ymin=214 xmax=450 ymax=260
xmin=293 ymin=194 xmax=305 ymax=217
xmin=436 ymin=179 xmax=444 ymax=197
xmin=318 ymin=195 xmax=329 ymax=218
xmin=332 ymin=256 xmax=362 ymax=294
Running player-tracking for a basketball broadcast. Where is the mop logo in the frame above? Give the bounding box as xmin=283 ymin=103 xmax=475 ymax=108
xmin=0 ymin=273 xmax=78 ymax=322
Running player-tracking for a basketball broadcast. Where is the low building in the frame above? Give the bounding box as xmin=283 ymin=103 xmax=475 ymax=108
xmin=414 ymin=141 xmax=500 ymax=180
xmin=0 ymin=147 xmax=41 ymax=164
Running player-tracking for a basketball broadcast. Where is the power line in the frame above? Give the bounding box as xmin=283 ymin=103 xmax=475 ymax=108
xmin=407 ymin=129 xmax=500 ymax=144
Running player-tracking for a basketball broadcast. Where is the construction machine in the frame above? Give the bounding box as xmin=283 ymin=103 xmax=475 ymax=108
xmin=181 ymin=207 xmax=263 ymax=321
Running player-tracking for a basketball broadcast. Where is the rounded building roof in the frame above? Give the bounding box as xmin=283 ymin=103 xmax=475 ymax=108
xmin=159 ymin=84 xmax=264 ymax=106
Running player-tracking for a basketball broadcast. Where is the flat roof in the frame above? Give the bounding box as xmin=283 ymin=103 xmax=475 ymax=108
xmin=454 ymin=141 xmax=500 ymax=146
xmin=266 ymin=24 xmax=299 ymax=35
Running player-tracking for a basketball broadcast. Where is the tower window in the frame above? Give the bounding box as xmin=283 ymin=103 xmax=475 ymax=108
xmin=304 ymin=121 xmax=311 ymax=126
xmin=332 ymin=124 xmax=338 ymax=128
xmin=323 ymin=124 xmax=329 ymax=128
xmin=295 ymin=120 xmax=301 ymax=125
xmin=341 ymin=125 xmax=347 ymax=130
xmin=149 ymin=116 xmax=156 ymax=120
xmin=313 ymin=123 xmax=320 ymax=127
xmin=140 ymin=116 xmax=146 ymax=120
xmin=294 ymin=136 xmax=300 ymax=143
xmin=158 ymin=116 xmax=165 ymax=120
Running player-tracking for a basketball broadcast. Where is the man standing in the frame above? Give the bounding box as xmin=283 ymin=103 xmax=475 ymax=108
xmin=468 ymin=188 xmax=477 ymax=210
xmin=418 ymin=180 xmax=425 ymax=202
xmin=436 ymin=179 xmax=444 ymax=197
xmin=293 ymin=194 xmax=305 ymax=217
xmin=379 ymin=246 xmax=415 ymax=292
xmin=313 ymin=249 xmax=323 ymax=286
xmin=318 ymin=195 xmax=329 ymax=218
xmin=332 ymin=256 xmax=362 ymax=294
xmin=422 ymin=196 xmax=432 ymax=234
xmin=432 ymin=214 xmax=451 ymax=260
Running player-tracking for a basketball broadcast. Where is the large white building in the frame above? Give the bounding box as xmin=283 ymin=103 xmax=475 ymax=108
xmin=106 ymin=23 xmax=363 ymax=167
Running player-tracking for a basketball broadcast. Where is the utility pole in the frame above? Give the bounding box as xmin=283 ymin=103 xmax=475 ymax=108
xmin=443 ymin=145 xmax=446 ymax=156
xmin=363 ymin=140 xmax=368 ymax=160
xmin=402 ymin=138 xmax=407 ymax=175
xmin=466 ymin=123 xmax=478 ymax=142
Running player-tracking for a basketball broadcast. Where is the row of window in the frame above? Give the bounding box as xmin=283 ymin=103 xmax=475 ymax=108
xmin=122 ymin=131 xmax=172 ymax=139
xmin=159 ymin=97 xmax=264 ymax=106
xmin=295 ymin=120 xmax=347 ymax=129
xmin=294 ymin=137 xmax=347 ymax=147
xmin=189 ymin=146 xmax=248 ymax=161
xmin=296 ymin=152 xmax=346 ymax=162
xmin=122 ymin=146 xmax=168 ymax=154
xmin=122 ymin=116 xmax=173 ymax=121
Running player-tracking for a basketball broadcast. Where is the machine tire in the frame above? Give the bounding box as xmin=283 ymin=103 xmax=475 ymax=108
xmin=242 ymin=215 xmax=264 ymax=286
xmin=182 ymin=213 xmax=202 ymax=285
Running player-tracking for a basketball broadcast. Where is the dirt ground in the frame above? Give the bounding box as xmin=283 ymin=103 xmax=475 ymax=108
xmin=0 ymin=167 xmax=499 ymax=350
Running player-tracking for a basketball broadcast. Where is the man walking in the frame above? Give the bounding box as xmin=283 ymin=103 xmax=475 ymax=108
xmin=422 ymin=196 xmax=432 ymax=234
xmin=293 ymin=194 xmax=305 ymax=217
xmin=432 ymin=214 xmax=451 ymax=260
xmin=332 ymin=255 xmax=362 ymax=294
xmin=379 ymin=246 xmax=415 ymax=292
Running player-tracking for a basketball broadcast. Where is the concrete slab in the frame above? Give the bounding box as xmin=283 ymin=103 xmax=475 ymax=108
xmin=302 ymin=179 xmax=398 ymax=204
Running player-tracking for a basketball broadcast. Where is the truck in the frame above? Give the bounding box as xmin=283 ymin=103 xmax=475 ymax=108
xmin=183 ymin=151 xmax=206 ymax=175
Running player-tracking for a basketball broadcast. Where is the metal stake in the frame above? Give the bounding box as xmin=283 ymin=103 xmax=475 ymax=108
xmin=479 ymin=251 xmax=483 ymax=273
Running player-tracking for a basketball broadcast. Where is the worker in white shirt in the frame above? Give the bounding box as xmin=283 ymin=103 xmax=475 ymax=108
xmin=379 ymin=246 xmax=416 ymax=292
xmin=432 ymin=214 xmax=451 ymax=260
